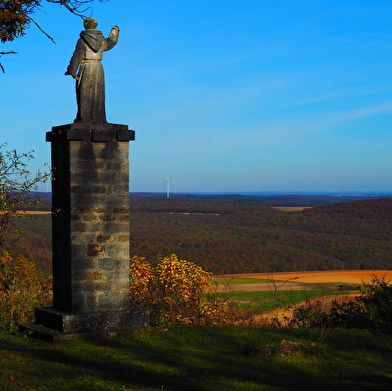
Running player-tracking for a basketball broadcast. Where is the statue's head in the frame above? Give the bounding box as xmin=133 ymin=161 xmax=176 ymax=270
xmin=84 ymin=17 xmax=98 ymax=30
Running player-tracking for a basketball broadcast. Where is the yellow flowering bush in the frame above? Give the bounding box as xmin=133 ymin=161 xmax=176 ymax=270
xmin=0 ymin=251 xmax=52 ymax=330
xmin=130 ymin=254 xmax=233 ymax=326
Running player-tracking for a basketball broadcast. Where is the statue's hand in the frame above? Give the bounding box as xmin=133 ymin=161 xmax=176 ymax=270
xmin=65 ymin=70 xmax=78 ymax=80
xmin=112 ymin=26 xmax=120 ymax=33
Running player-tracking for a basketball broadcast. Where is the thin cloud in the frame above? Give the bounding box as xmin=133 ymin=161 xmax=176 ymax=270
xmin=332 ymin=101 xmax=392 ymax=123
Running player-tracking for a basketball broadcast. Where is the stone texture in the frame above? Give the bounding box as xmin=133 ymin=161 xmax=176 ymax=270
xmin=22 ymin=123 xmax=148 ymax=339
xmin=46 ymin=123 xmax=134 ymax=314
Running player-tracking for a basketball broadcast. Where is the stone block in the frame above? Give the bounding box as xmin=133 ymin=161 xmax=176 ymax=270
xmin=98 ymin=213 xmax=116 ymax=221
xmin=97 ymin=292 xmax=129 ymax=310
xmin=97 ymin=257 xmax=124 ymax=270
xmin=70 ymin=243 xmax=88 ymax=258
xmin=106 ymin=244 xmax=129 ymax=259
xmin=105 ymin=269 xmax=129 ymax=281
xmin=97 ymin=234 xmax=115 ymax=242
xmin=73 ymin=270 xmax=104 ymax=281
xmin=71 ymin=258 xmax=96 ymax=270
xmin=86 ymin=244 xmax=106 ymax=256
xmin=74 ymin=279 xmax=112 ymax=293
xmin=114 ymin=207 xmax=130 ymax=213
xmin=71 ymin=221 xmax=102 ymax=233
xmin=34 ymin=306 xmax=148 ymax=334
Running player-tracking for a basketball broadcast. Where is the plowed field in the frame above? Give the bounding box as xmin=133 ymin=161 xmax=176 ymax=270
xmin=216 ymin=270 xmax=392 ymax=291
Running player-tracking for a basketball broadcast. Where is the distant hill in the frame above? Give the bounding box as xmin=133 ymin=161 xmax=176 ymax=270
xmin=33 ymin=192 xmax=388 ymax=206
xmin=3 ymin=214 xmax=52 ymax=270
xmin=10 ymin=196 xmax=392 ymax=274
xmin=303 ymin=198 xmax=392 ymax=222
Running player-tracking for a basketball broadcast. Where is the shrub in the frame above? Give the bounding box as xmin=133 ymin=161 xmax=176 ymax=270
xmin=358 ymin=274 xmax=392 ymax=333
xmin=289 ymin=294 xmax=368 ymax=329
xmin=129 ymin=254 xmax=233 ymax=326
xmin=0 ymin=251 xmax=52 ymax=330
xmin=290 ymin=298 xmax=330 ymax=328
xmin=327 ymin=300 xmax=369 ymax=329
xmin=289 ymin=275 xmax=392 ymax=332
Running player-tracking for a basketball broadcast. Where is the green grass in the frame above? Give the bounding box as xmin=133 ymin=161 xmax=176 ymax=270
xmin=1 ymin=327 xmax=392 ymax=390
xmin=218 ymin=289 xmax=326 ymax=309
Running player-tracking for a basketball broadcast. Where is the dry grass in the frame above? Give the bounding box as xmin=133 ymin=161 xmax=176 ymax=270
xmin=15 ymin=210 xmax=51 ymax=215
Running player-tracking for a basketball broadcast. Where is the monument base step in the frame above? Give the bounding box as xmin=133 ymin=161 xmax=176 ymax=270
xmin=19 ymin=306 xmax=149 ymax=342
xmin=19 ymin=322 xmax=97 ymax=342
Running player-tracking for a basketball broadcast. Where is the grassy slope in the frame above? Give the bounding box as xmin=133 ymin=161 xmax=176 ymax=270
xmin=219 ymin=289 xmax=327 ymax=309
xmin=1 ymin=327 xmax=392 ymax=391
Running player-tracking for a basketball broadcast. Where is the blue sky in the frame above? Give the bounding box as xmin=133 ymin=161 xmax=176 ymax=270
xmin=2 ymin=0 xmax=392 ymax=193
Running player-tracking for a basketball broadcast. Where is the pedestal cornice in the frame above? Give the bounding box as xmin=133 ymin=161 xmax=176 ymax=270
xmin=46 ymin=123 xmax=135 ymax=142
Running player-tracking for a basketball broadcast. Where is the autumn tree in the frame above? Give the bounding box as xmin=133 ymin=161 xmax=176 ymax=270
xmin=0 ymin=250 xmax=52 ymax=330
xmin=130 ymin=254 xmax=234 ymax=326
xmin=0 ymin=146 xmax=50 ymax=330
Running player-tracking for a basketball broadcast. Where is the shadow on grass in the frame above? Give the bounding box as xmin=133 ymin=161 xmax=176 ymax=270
xmin=1 ymin=327 xmax=392 ymax=390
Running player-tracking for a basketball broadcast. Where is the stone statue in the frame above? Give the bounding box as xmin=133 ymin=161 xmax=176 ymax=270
xmin=65 ymin=17 xmax=119 ymax=124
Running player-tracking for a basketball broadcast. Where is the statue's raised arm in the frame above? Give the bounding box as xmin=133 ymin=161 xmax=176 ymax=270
xmin=106 ymin=26 xmax=120 ymax=50
xmin=65 ymin=18 xmax=120 ymax=124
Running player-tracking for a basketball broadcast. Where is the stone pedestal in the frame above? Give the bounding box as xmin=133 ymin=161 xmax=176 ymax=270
xmin=20 ymin=123 xmax=148 ymax=341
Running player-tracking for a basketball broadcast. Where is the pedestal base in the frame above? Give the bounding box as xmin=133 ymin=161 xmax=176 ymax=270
xmin=19 ymin=306 xmax=149 ymax=342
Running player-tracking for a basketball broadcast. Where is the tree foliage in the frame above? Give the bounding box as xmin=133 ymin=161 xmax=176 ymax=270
xmin=0 ymin=250 xmax=51 ymax=330
xmin=0 ymin=144 xmax=48 ymax=247
xmin=358 ymin=275 xmax=392 ymax=333
xmin=130 ymin=254 xmax=233 ymax=326
xmin=1 ymin=0 xmax=40 ymax=43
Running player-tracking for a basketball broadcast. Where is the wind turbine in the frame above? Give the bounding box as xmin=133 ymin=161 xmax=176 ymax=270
xmin=165 ymin=176 xmax=177 ymax=198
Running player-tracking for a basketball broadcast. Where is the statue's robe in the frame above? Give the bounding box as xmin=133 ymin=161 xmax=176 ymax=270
xmin=67 ymin=28 xmax=118 ymax=123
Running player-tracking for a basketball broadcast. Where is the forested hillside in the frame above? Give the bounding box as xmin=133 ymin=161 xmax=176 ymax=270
xmin=3 ymin=214 xmax=52 ymax=270
xmin=9 ymin=196 xmax=392 ymax=274
xmin=128 ymin=197 xmax=392 ymax=273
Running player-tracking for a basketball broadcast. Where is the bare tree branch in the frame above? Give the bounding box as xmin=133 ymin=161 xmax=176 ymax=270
xmin=0 ymin=51 xmax=18 ymax=73
xmin=47 ymin=0 xmax=110 ymax=19
xmin=47 ymin=0 xmax=88 ymax=18
xmin=26 ymin=17 xmax=56 ymax=44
